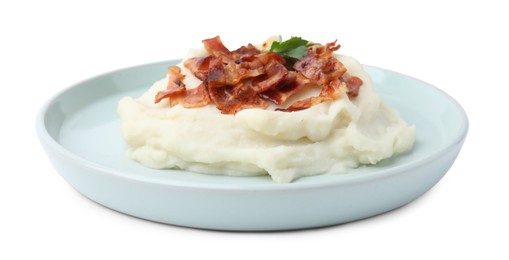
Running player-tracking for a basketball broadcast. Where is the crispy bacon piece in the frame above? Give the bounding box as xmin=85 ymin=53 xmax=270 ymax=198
xmin=314 ymin=40 xmax=341 ymax=58
xmin=155 ymin=36 xmax=363 ymax=114
xmin=154 ymin=66 xmax=186 ymax=104
xmin=259 ymin=72 xmax=309 ymax=105
xmin=277 ymin=79 xmax=345 ymax=112
xmin=180 ymin=83 xmax=211 ymax=108
xmin=343 ymin=74 xmax=363 ymax=98
xmin=234 ymin=44 xmax=261 ymax=61
xmin=183 ymin=56 xmax=213 ymax=81
xmin=209 ymin=83 xmax=269 ymax=114
xmin=202 ymin=36 xmax=231 ymax=56
xmin=293 ymin=41 xmax=346 ymax=86
xmin=205 ymin=57 xmax=270 ymax=114
xmin=154 ymin=66 xmax=211 ymax=108
xmin=251 ymin=59 xmax=288 ymax=93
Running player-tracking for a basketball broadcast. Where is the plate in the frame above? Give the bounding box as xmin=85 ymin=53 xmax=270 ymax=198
xmin=36 ymin=60 xmax=468 ymax=231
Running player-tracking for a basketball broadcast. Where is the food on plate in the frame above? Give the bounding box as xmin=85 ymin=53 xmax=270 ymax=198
xmin=117 ymin=36 xmax=415 ymax=183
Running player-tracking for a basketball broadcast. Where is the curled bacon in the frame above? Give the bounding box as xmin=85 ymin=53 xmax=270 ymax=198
xmin=277 ymin=79 xmax=344 ymax=112
xmin=154 ymin=66 xmax=186 ymax=104
xmin=154 ymin=66 xmax=210 ymax=108
xmin=293 ymin=41 xmax=346 ymax=86
xmin=202 ymin=36 xmax=231 ymax=56
xmin=155 ymin=36 xmax=363 ymax=114
xmin=259 ymin=73 xmax=309 ymax=105
xmin=251 ymin=59 xmax=288 ymax=93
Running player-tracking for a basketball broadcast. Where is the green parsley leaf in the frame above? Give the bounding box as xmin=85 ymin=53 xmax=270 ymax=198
xmin=269 ymin=36 xmax=311 ymax=60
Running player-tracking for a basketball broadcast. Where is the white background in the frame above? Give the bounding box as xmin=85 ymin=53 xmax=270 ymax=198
xmin=2 ymin=0 xmax=507 ymax=259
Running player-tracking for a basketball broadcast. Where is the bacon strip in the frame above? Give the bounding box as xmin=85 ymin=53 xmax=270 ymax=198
xmin=343 ymin=74 xmax=363 ymax=98
xmin=251 ymin=59 xmax=288 ymax=93
xmin=155 ymin=36 xmax=363 ymax=114
xmin=209 ymin=83 xmax=269 ymax=114
xmin=154 ymin=66 xmax=186 ymax=104
xmin=259 ymin=73 xmax=309 ymax=105
xmin=183 ymin=56 xmax=213 ymax=81
xmin=180 ymin=83 xmax=210 ymax=108
xmin=293 ymin=41 xmax=346 ymax=86
xmin=202 ymin=36 xmax=231 ymax=56
xmin=277 ymin=79 xmax=345 ymax=112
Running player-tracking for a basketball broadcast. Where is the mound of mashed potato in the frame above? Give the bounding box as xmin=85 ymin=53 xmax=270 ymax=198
xmin=118 ymin=39 xmax=415 ymax=183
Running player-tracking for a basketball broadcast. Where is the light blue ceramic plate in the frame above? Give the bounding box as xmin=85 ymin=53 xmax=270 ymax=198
xmin=36 ymin=60 xmax=468 ymax=231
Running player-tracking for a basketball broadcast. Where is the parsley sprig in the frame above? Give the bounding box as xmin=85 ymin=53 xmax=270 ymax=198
xmin=268 ymin=36 xmax=313 ymax=68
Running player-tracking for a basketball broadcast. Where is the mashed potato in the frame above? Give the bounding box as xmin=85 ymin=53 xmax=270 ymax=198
xmin=118 ymin=42 xmax=415 ymax=183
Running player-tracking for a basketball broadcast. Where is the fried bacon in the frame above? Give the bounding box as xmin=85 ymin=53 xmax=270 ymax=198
xmin=154 ymin=66 xmax=210 ymax=108
xmin=154 ymin=66 xmax=186 ymax=104
xmin=277 ymin=79 xmax=344 ymax=112
xmin=202 ymin=36 xmax=231 ymax=56
xmin=155 ymin=36 xmax=363 ymax=114
xmin=259 ymin=73 xmax=309 ymax=105
xmin=293 ymin=41 xmax=346 ymax=86
xmin=343 ymin=74 xmax=363 ymax=98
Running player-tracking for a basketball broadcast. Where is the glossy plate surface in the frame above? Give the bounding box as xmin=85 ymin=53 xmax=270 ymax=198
xmin=36 ymin=60 xmax=468 ymax=231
